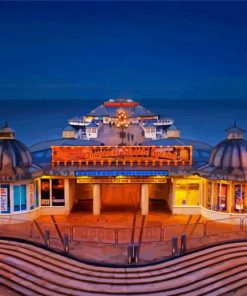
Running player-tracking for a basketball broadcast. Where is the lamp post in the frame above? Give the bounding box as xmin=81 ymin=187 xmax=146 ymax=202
xmin=116 ymin=110 xmax=129 ymax=146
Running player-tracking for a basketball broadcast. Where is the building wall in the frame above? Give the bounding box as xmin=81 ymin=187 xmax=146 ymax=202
xmin=167 ymin=130 xmax=180 ymax=138
xmin=3 ymin=174 xmax=247 ymax=222
xmin=63 ymin=130 xmax=75 ymax=139
xmin=144 ymin=128 xmax=156 ymax=139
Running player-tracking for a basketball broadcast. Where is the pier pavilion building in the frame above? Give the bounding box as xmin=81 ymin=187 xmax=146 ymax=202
xmin=0 ymin=99 xmax=246 ymax=222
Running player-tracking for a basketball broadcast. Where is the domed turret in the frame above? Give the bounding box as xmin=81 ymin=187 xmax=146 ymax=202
xmin=209 ymin=138 xmax=247 ymax=169
xmin=0 ymin=122 xmax=15 ymax=139
xmin=209 ymin=123 xmax=247 ymax=169
xmin=0 ymin=123 xmax=41 ymax=180
xmin=225 ymin=121 xmax=244 ymax=140
xmin=199 ymin=123 xmax=247 ymax=180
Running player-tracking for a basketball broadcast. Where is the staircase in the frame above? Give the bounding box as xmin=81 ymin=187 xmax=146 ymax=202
xmin=0 ymin=238 xmax=247 ymax=295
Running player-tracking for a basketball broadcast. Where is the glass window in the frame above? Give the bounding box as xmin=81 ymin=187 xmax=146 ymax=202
xmin=40 ymin=179 xmax=65 ymax=207
xmin=52 ymin=179 xmax=65 ymax=206
xmin=14 ymin=185 xmax=21 ymax=211
xmin=13 ymin=185 xmax=26 ymax=212
xmin=218 ymin=184 xmax=227 ymax=211
xmin=0 ymin=184 xmax=10 ymax=214
xmin=234 ymin=184 xmax=245 ymax=212
xmin=175 ymin=179 xmax=188 ymax=206
xmin=187 ymin=182 xmax=200 ymax=206
xmin=20 ymin=185 xmax=27 ymax=210
xmin=175 ymin=179 xmax=200 ymax=206
xmin=41 ymin=179 xmax=50 ymax=206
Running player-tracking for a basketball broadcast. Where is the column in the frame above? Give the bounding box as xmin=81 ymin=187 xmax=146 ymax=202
xmin=211 ymin=182 xmax=215 ymax=210
xmin=168 ymin=178 xmax=174 ymax=209
xmin=227 ymin=183 xmax=232 ymax=213
xmin=64 ymin=179 xmax=70 ymax=212
xmin=26 ymin=183 xmax=30 ymax=211
xmin=93 ymin=184 xmax=101 ymax=215
xmin=10 ymin=185 xmax=14 ymax=213
xmin=141 ymin=184 xmax=149 ymax=215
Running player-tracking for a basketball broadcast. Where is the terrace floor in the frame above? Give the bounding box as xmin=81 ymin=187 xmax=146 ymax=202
xmin=33 ymin=211 xmax=246 ymax=264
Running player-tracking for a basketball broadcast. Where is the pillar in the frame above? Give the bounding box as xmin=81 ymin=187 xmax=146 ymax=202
xmin=211 ymin=182 xmax=215 ymax=210
xmin=227 ymin=183 xmax=232 ymax=213
xmin=10 ymin=184 xmax=14 ymax=213
xmin=169 ymin=178 xmax=175 ymax=209
xmin=64 ymin=179 xmax=70 ymax=213
xmin=199 ymin=179 xmax=204 ymax=207
xmin=141 ymin=184 xmax=149 ymax=215
xmin=93 ymin=184 xmax=101 ymax=215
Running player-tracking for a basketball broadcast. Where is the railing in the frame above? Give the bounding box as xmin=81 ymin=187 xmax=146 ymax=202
xmin=1 ymin=216 xmax=247 ymax=262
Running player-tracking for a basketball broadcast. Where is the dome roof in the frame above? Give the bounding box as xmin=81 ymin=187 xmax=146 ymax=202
xmin=198 ymin=123 xmax=247 ymax=180
xmin=0 ymin=123 xmax=42 ymax=180
xmin=209 ymin=138 xmax=247 ymax=169
xmin=0 ymin=139 xmax=32 ymax=170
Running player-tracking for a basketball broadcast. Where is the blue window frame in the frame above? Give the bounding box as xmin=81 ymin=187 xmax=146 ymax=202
xmin=20 ymin=185 xmax=26 ymax=210
xmin=14 ymin=186 xmax=20 ymax=211
xmin=14 ymin=185 xmax=27 ymax=212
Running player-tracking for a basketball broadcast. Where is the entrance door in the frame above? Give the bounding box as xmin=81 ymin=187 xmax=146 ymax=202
xmin=73 ymin=183 xmax=93 ymax=212
xmin=101 ymin=184 xmax=141 ymax=211
xmin=148 ymin=180 xmax=171 ymax=212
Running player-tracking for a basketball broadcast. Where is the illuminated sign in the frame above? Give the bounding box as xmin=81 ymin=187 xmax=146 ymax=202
xmin=75 ymin=170 xmax=169 ymax=177
xmin=76 ymin=178 xmax=167 ymax=184
xmin=52 ymin=145 xmax=192 ymax=165
xmin=104 ymin=101 xmax=139 ymax=107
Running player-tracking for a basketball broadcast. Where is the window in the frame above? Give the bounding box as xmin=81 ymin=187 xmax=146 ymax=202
xmin=175 ymin=179 xmax=188 ymax=206
xmin=41 ymin=179 xmax=50 ymax=206
xmin=217 ymin=184 xmax=227 ymax=211
xmin=0 ymin=184 xmax=10 ymax=214
xmin=234 ymin=184 xmax=245 ymax=212
xmin=175 ymin=179 xmax=200 ymax=206
xmin=41 ymin=179 xmax=65 ymax=207
xmin=52 ymin=179 xmax=65 ymax=206
xmin=187 ymin=183 xmax=200 ymax=206
xmin=13 ymin=185 xmax=27 ymax=212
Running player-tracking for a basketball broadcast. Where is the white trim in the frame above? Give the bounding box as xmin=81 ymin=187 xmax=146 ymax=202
xmin=173 ymin=206 xmax=201 ymax=208
xmin=0 ymin=206 xmax=41 ymax=216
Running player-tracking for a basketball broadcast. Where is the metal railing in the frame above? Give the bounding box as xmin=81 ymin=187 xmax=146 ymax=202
xmin=1 ymin=216 xmax=247 ymax=261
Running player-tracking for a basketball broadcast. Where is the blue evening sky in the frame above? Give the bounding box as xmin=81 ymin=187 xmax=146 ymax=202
xmin=0 ymin=1 xmax=247 ymax=100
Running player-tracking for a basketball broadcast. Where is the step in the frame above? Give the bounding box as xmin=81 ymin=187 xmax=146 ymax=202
xmin=1 ymin=240 xmax=247 ymax=295
xmin=2 ymin=239 xmax=247 ymax=278
xmin=1 ymin=245 xmax=247 ymax=295
xmin=1 ymin=243 xmax=247 ymax=287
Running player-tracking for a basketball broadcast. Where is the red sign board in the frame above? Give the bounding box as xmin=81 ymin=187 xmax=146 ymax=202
xmin=52 ymin=146 xmax=192 ymax=165
xmin=104 ymin=101 xmax=139 ymax=107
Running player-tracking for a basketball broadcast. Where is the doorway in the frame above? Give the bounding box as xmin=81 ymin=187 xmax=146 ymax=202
xmin=72 ymin=183 xmax=93 ymax=212
xmin=101 ymin=184 xmax=141 ymax=211
xmin=148 ymin=180 xmax=172 ymax=212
